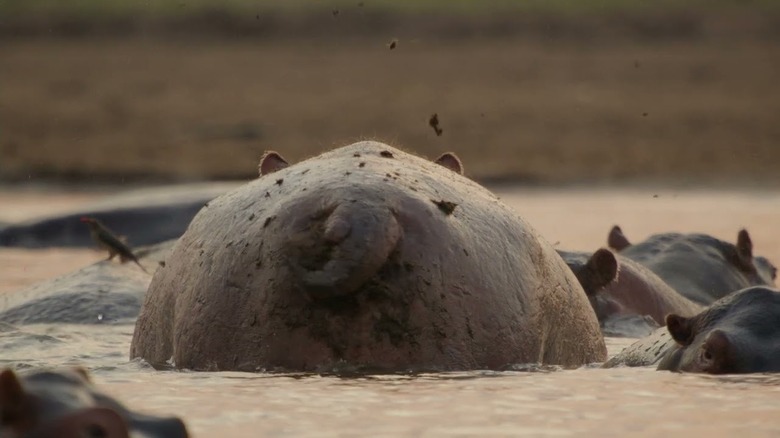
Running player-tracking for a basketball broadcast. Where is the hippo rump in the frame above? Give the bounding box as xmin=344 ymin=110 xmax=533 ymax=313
xmin=557 ymin=248 xmax=702 ymax=337
xmin=607 ymin=286 xmax=780 ymax=374
xmin=130 ymin=141 xmax=606 ymax=372
xmin=608 ymin=226 xmax=777 ymax=305
xmin=0 ymin=367 xmax=189 ymax=437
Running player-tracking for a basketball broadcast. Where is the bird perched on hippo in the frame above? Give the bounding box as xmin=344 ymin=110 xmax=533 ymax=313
xmin=130 ymin=141 xmax=606 ymax=372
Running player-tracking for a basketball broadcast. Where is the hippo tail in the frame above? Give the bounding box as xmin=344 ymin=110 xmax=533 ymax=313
xmin=292 ymin=202 xmax=402 ymax=300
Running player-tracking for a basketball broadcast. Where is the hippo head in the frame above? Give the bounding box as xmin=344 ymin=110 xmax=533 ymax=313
xmin=658 ymin=286 xmax=780 ymax=374
xmin=607 ymin=226 xmax=777 ymax=304
xmin=0 ymin=367 xmax=189 ymax=438
xmin=556 ymin=248 xmax=622 ymax=322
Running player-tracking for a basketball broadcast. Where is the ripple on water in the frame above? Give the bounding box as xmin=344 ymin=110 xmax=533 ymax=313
xmin=1 ymin=324 xmax=779 ymax=437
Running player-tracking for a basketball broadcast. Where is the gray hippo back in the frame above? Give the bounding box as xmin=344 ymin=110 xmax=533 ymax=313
xmin=608 ymin=226 xmax=776 ymax=305
xmin=130 ymin=141 xmax=606 ymax=372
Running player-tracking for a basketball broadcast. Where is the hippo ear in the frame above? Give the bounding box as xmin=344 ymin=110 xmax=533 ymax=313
xmin=258 ymin=151 xmax=290 ymax=176
xmin=44 ymin=407 xmax=130 ymax=438
xmin=734 ymin=229 xmax=754 ymax=270
xmin=698 ymin=330 xmax=733 ymax=374
xmin=581 ymin=248 xmax=619 ymax=296
xmin=72 ymin=367 xmax=91 ymax=382
xmin=608 ymin=225 xmax=631 ymax=251
xmin=434 ymin=153 xmax=464 ymax=175
xmin=665 ymin=314 xmax=694 ymax=346
xmin=0 ymin=369 xmax=27 ymax=425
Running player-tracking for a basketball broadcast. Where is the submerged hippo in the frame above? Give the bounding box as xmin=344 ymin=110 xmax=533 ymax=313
xmin=0 ymin=367 xmax=189 ymax=437
xmin=607 ymin=226 xmax=777 ymax=305
xmin=658 ymin=286 xmax=780 ymax=373
xmin=130 ymin=141 xmax=606 ymax=372
xmin=0 ymin=183 xmax=235 ymax=249
xmin=607 ymin=286 xmax=780 ymax=374
xmin=0 ymin=240 xmax=174 ymax=325
xmin=557 ymin=248 xmax=701 ymax=337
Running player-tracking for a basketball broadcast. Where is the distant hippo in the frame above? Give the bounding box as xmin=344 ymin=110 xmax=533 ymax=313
xmin=0 ymin=240 xmax=174 ymax=325
xmin=0 ymin=183 xmax=236 ymax=249
xmin=0 ymin=367 xmax=189 ymax=437
xmin=557 ymin=248 xmax=701 ymax=337
xmin=607 ymin=286 xmax=780 ymax=374
xmin=607 ymin=226 xmax=777 ymax=305
xmin=130 ymin=141 xmax=606 ymax=372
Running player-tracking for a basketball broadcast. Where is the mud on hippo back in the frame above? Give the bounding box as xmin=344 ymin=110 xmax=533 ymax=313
xmin=130 ymin=141 xmax=606 ymax=372
xmin=607 ymin=226 xmax=777 ymax=305
xmin=0 ymin=367 xmax=189 ymax=437
xmin=557 ymin=248 xmax=701 ymax=337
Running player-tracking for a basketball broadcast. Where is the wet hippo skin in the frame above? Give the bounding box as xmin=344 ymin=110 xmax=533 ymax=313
xmin=130 ymin=141 xmax=606 ymax=372
xmin=657 ymin=286 xmax=780 ymax=374
xmin=0 ymin=367 xmax=189 ymax=438
xmin=605 ymin=286 xmax=780 ymax=374
xmin=0 ymin=240 xmax=175 ymax=325
xmin=608 ymin=226 xmax=777 ymax=305
xmin=558 ymin=248 xmax=701 ymax=337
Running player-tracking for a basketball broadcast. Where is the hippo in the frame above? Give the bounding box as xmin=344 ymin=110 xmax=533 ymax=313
xmin=0 ymin=367 xmax=189 ymax=437
xmin=607 ymin=286 xmax=780 ymax=374
xmin=0 ymin=183 xmax=236 ymax=249
xmin=130 ymin=141 xmax=606 ymax=372
xmin=0 ymin=240 xmax=174 ymax=325
xmin=557 ymin=248 xmax=701 ymax=337
xmin=607 ymin=226 xmax=777 ymax=305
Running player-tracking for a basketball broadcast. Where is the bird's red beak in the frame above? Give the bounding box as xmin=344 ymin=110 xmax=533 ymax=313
xmin=79 ymin=217 xmax=91 ymax=223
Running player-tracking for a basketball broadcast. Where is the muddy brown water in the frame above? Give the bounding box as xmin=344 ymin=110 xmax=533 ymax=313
xmin=1 ymin=186 xmax=779 ymax=437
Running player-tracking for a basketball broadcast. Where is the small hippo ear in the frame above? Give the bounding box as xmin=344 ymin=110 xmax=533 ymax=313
xmin=258 ymin=151 xmax=290 ymax=176
xmin=0 ymin=369 xmax=26 ymax=424
xmin=734 ymin=229 xmax=754 ymax=270
xmin=581 ymin=248 xmax=619 ymax=295
xmin=699 ymin=329 xmax=732 ymax=374
xmin=434 ymin=153 xmax=464 ymax=175
xmin=608 ymin=225 xmax=631 ymax=251
xmin=72 ymin=367 xmax=91 ymax=382
xmin=665 ymin=314 xmax=694 ymax=346
xmin=47 ymin=407 xmax=130 ymax=438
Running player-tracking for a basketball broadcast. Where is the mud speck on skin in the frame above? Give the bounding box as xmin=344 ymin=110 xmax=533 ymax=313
xmin=429 ymin=113 xmax=443 ymax=136
xmin=264 ymin=191 xmax=271 ymax=198
xmin=380 ymin=151 xmax=394 ymax=158
xmin=432 ymin=199 xmax=458 ymax=215
xmin=353 ymin=152 xmax=361 ymax=157
xmin=248 ymin=213 xmax=255 ymax=221
xmin=359 ymin=162 xmax=366 ymax=168
xmin=203 ymin=202 xmax=209 ymax=208
xmin=263 ymin=216 xmax=275 ymax=228
xmin=388 ymin=39 xmax=397 ymax=50
xmin=275 ymin=179 xmax=284 ymax=186
xmin=158 ymin=261 xmax=166 ymax=267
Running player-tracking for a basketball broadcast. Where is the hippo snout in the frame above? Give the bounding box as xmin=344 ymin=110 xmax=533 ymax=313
xmin=288 ymin=200 xmax=402 ymax=301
